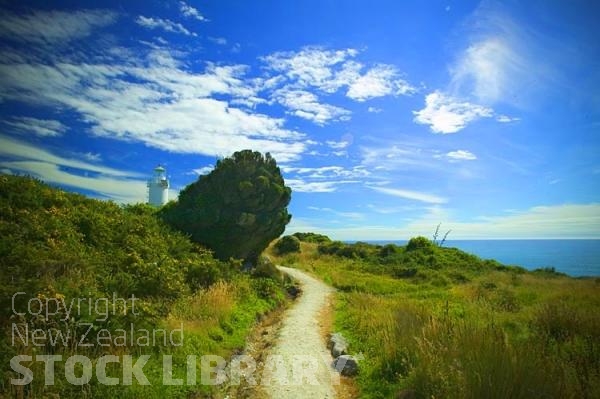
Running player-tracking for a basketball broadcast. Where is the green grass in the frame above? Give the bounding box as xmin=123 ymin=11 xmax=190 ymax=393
xmin=269 ymin=239 xmax=600 ymax=399
xmin=0 ymin=175 xmax=287 ymax=398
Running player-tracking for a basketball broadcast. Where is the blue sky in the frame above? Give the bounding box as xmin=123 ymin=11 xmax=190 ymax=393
xmin=1 ymin=0 xmax=599 ymax=239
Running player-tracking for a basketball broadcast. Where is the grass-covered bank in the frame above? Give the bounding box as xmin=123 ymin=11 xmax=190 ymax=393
xmin=269 ymin=235 xmax=600 ymax=398
xmin=0 ymin=175 xmax=287 ymax=398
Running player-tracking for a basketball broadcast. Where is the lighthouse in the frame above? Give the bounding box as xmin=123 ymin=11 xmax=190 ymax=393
xmin=147 ymin=165 xmax=169 ymax=206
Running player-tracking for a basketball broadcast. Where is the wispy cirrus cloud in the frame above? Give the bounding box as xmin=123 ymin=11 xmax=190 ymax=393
xmin=308 ymin=206 xmax=364 ymax=220
xmin=208 ymin=36 xmax=227 ymax=45
xmin=0 ymin=135 xmax=152 ymax=203
xmin=286 ymin=203 xmax=600 ymax=240
xmin=412 ymin=3 xmax=546 ymax=133
xmin=445 ymin=150 xmax=477 ymax=161
xmin=0 ymin=135 xmax=142 ymax=178
xmin=1 ymin=160 xmax=149 ymax=203
xmin=0 ymin=9 xmax=118 ymax=45
xmin=496 ymin=114 xmax=520 ymax=123
xmin=360 ymin=142 xmax=434 ymax=171
xmin=325 ymin=140 xmax=351 ymax=150
xmin=369 ymin=185 xmax=448 ymax=204
xmin=0 ymin=10 xmax=419 ymax=172
xmin=285 ymin=179 xmax=357 ymax=193
xmin=282 ymin=165 xmax=369 ymax=179
xmin=4 ymin=116 xmax=68 ymax=137
xmin=0 ymin=45 xmax=306 ymax=162
xmin=281 ymin=164 xmax=368 ymax=193
xmin=136 ymin=16 xmax=196 ymax=36
xmin=449 ymin=38 xmax=526 ymax=104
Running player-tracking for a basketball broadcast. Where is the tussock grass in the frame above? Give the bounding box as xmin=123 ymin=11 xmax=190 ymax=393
xmin=269 ymin=240 xmax=600 ymax=398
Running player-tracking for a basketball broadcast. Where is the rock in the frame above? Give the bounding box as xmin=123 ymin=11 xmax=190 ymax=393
xmin=328 ymin=332 xmax=348 ymax=357
xmin=332 ymin=342 xmax=347 ymax=357
xmin=333 ymin=355 xmax=359 ymax=376
xmin=328 ymin=333 xmax=345 ymax=349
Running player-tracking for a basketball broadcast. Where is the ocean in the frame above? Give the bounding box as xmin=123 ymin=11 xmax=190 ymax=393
xmin=366 ymin=239 xmax=600 ymax=277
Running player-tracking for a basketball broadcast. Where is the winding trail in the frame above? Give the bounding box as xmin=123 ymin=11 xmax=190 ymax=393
xmin=262 ymin=266 xmax=337 ymax=398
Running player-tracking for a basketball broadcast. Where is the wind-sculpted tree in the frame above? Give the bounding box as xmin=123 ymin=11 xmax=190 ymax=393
xmin=160 ymin=150 xmax=292 ymax=265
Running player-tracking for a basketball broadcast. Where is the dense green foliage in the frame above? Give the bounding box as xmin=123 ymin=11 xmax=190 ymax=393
xmin=160 ymin=150 xmax=291 ymax=264
xmin=316 ymin=238 xmax=511 ymax=284
xmin=271 ymin=236 xmax=600 ymax=399
xmin=274 ymin=235 xmax=301 ymax=255
xmin=0 ymin=175 xmax=286 ymax=398
xmin=291 ymin=232 xmax=331 ymax=243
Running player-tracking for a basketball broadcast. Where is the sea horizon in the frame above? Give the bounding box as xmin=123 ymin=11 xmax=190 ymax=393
xmin=346 ymin=239 xmax=600 ymax=278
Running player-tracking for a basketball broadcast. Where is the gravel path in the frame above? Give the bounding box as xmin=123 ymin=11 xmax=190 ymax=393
xmin=262 ymin=266 xmax=337 ymax=399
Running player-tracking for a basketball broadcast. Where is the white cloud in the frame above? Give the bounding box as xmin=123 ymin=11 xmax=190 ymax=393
xmin=282 ymin=165 xmax=366 ymax=193
xmin=308 ymin=206 xmax=364 ymax=220
xmin=446 ymin=150 xmax=477 ymax=161
xmin=496 ymin=114 xmax=520 ymax=123
xmin=360 ymin=143 xmax=433 ymax=171
xmin=80 ymin=152 xmax=102 ymax=162
xmin=0 ymin=136 xmax=148 ymax=203
xmin=366 ymin=204 xmax=418 ymax=214
xmin=0 ymin=9 xmax=118 ymax=45
xmin=285 ymin=179 xmax=356 ymax=193
xmin=191 ymin=166 xmax=214 ymax=175
xmin=288 ymin=204 xmax=600 ymax=240
xmin=1 ymin=160 xmax=148 ymax=203
xmin=262 ymin=47 xmax=415 ymax=101
xmin=325 ymin=140 xmax=351 ymax=150
xmin=0 ymin=135 xmax=143 ymax=178
xmin=282 ymin=165 xmax=369 ymax=180
xmin=179 ymin=1 xmax=208 ymax=22
xmin=347 ymin=64 xmax=415 ymax=101
xmin=208 ymin=36 xmax=227 ymax=45
xmin=136 ymin=16 xmax=196 ymax=36
xmin=367 ymin=106 xmax=382 ymax=113
xmin=4 ymin=116 xmax=67 ymax=137
xmin=449 ymin=38 xmax=524 ymax=104
xmin=0 ymin=48 xmax=307 ymax=162
xmin=369 ymin=185 xmax=447 ymax=204
xmin=413 ymin=91 xmax=493 ymax=133
xmin=262 ymin=47 xmax=359 ymax=92
xmin=272 ymin=88 xmax=350 ymax=125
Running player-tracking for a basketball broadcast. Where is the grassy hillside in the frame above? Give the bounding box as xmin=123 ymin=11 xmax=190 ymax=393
xmin=0 ymin=175 xmax=287 ymax=398
xmin=269 ymin=236 xmax=600 ymax=399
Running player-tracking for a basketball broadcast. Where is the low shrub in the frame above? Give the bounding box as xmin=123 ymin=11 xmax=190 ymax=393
xmin=274 ymin=235 xmax=301 ymax=255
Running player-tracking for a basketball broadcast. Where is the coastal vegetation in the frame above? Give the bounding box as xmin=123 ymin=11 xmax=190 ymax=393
xmin=2 ymin=161 xmax=598 ymax=398
xmin=0 ymin=174 xmax=287 ymax=398
xmin=270 ymin=235 xmax=600 ymax=398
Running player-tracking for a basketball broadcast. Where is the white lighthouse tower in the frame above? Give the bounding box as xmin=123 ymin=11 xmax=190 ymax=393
xmin=147 ymin=165 xmax=169 ymax=206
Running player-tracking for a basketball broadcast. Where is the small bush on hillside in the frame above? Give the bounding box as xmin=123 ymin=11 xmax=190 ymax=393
xmin=292 ymin=232 xmax=331 ymax=243
xmin=379 ymin=243 xmax=400 ymax=257
xmin=318 ymin=240 xmax=346 ymax=255
xmin=274 ymin=235 xmax=301 ymax=255
xmin=406 ymin=236 xmax=435 ymax=252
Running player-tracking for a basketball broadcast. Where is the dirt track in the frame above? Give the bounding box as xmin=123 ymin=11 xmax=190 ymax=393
xmin=261 ymin=266 xmax=337 ymax=398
